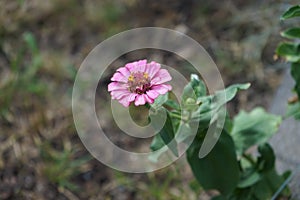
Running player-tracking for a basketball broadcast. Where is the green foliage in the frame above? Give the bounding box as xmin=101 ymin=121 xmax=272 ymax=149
xmin=231 ymin=108 xmax=281 ymax=155
xmin=280 ymin=5 xmax=300 ymax=20
xmin=213 ymin=83 xmax=251 ymax=105
xmin=237 ymin=170 xmax=260 ymax=189
xmin=276 ymin=43 xmax=300 ymax=62
xmin=251 ymin=169 xmax=290 ymax=199
xmin=148 ymin=6 xmax=299 ymax=198
xmin=181 ymin=74 xmax=206 ymax=111
xmin=257 ymin=143 xmax=276 ymax=172
xmin=230 ymin=169 xmax=290 ymax=200
xmin=190 ymin=83 xmax=250 ymax=133
xmin=150 ymin=107 xmax=178 ymax=157
xmin=149 ymin=74 xmax=290 ymax=199
xmin=277 ymin=5 xmax=300 ymax=120
xmin=182 ymin=74 xmax=207 ymax=102
xmin=151 ymin=93 xmax=169 ymax=109
xmin=217 ymin=142 xmax=290 ymax=200
xmin=286 ymin=101 xmax=300 ymax=119
xmin=281 ymin=27 xmax=300 ymax=39
xmin=187 ymin=130 xmax=239 ymax=195
xmin=291 ymin=62 xmax=300 ymax=97
xmin=150 ymin=132 xmax=165 ymax=152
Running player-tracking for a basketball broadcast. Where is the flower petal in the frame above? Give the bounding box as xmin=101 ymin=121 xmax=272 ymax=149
xmin=151 ymin=84 xmax=172 ymax=94
xmin=110 ymin=90 xmax=131 ymax=100
xmin=109 ymin=60 xmax=173 ymax=107
xmin=144 ymin=94 xmax=154 ymax=104
xmin=134 ymin=94 xmax=146 ymax=106
xmin=118 ymin=98 xmax=131 ymax=107
xmin=118 ymin=94 xmax=136 ymax=107
xmin=136 ymin=60 xmax=147 ymax=72
xmin=126 ymin=59 xmax=147 ymax=73
xmin=117 ymin=67 xmax=131 ymax=78
xmin=146 ymin=90 xmax=160 ymax=99
xmin=128 ymin=93 xmax=138 ymax=101
xmin=146 ymin=61 xmax=161 ymax=78
xmin=111 ymin=72 xmax=127 ymax=82
xmin=125 ymin=62 xmax=134 ymax=72
xmin=151 ymin=69 xmax=172 ymax=84
xmin=108 ymin=82 xmax=126 ymax=91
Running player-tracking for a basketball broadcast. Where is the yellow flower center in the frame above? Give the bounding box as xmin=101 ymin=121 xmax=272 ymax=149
xmin=127 ymin=72 xmax=150 ymax=94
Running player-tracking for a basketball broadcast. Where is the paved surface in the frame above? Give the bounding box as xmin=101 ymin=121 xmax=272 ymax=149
xmin=269 ymin=69 xmax=300 ymax=199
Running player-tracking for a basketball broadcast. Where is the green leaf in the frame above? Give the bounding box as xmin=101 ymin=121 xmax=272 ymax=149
xmin=212 ymin=83 xmax=250 ymax=109
xmin=150 ymin=107 xmax=178 ymax=157
xmin=192 ymin=83 xmax=250 ymax=115
xmin=252 ymin=177 xmax=273 ymax=200
xmin=187 ymin=74 xmax=207 ymax=98
xmin=291 ymin=62 xmax=300 ymax=98
xmin=190 ymin=83 xmax=250 ymax=132
xmin=190 ymin=107 xmax=212 ymax=132
xmin=148 ymin=145 xmax=168 ymax=163
xmin=231 ymin=108 xmax=282 ymax=155
xmin=223 ymin=113 xmax=233 ymax=133
xmin=276 ymin=42 xmax=300 ymax=62
xmin=238 ymin=170 xmax=261 ymax=188
xmin=150 ymin=133 xmax=165 ymax=151
xmin=228 ymin=188 xmax=253 ymax=200
xmin=257 ymin=143 xmax=275 ymax=172
xmin=181 ymin=74 xmax=206 ymax=110
xmin=281 ymin=5 xmax=300 ymax=20
xmin=151 ymin=93 xmax=168 ymax=109
xmin=211 ymin=195 xmax=226 ymax=200
xmin=187 ymin=131 xmax=240 ymax=195
xmin=216 ymin=83 xmax=251 ymax=102
xmin=175 ymin=122 xmax=195 ymax=143
xmin=281 ymin=27 xmax=300 ymax=39
xmin=194 ymin=83 xmax=250 ymax=113
xmin=148 ymin=118 xmax=185 ymax=162
xmin=253 ymin=169 xmax=291 ymax=199
xmin=286 ymin=101 xmax=300 ymax=119
xmin=164 ymin=99 xmax=181 ymax=111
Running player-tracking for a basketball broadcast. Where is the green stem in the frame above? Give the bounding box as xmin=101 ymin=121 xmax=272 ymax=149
xmin=169 ymin=112 xmax=182 ymax=120
xmin=242 ymin=153 xmax=256 ymax=166
xmin=168 ymin=112 xmax=190 ymax=123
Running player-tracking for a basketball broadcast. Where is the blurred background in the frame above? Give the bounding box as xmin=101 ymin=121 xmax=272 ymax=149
xmin=0 ymin=0 xmax=298 ymax=199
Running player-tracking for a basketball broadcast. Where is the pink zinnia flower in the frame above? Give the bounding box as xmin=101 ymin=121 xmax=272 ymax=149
xmin=108 ymin=60 xmax=172 ymax=107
